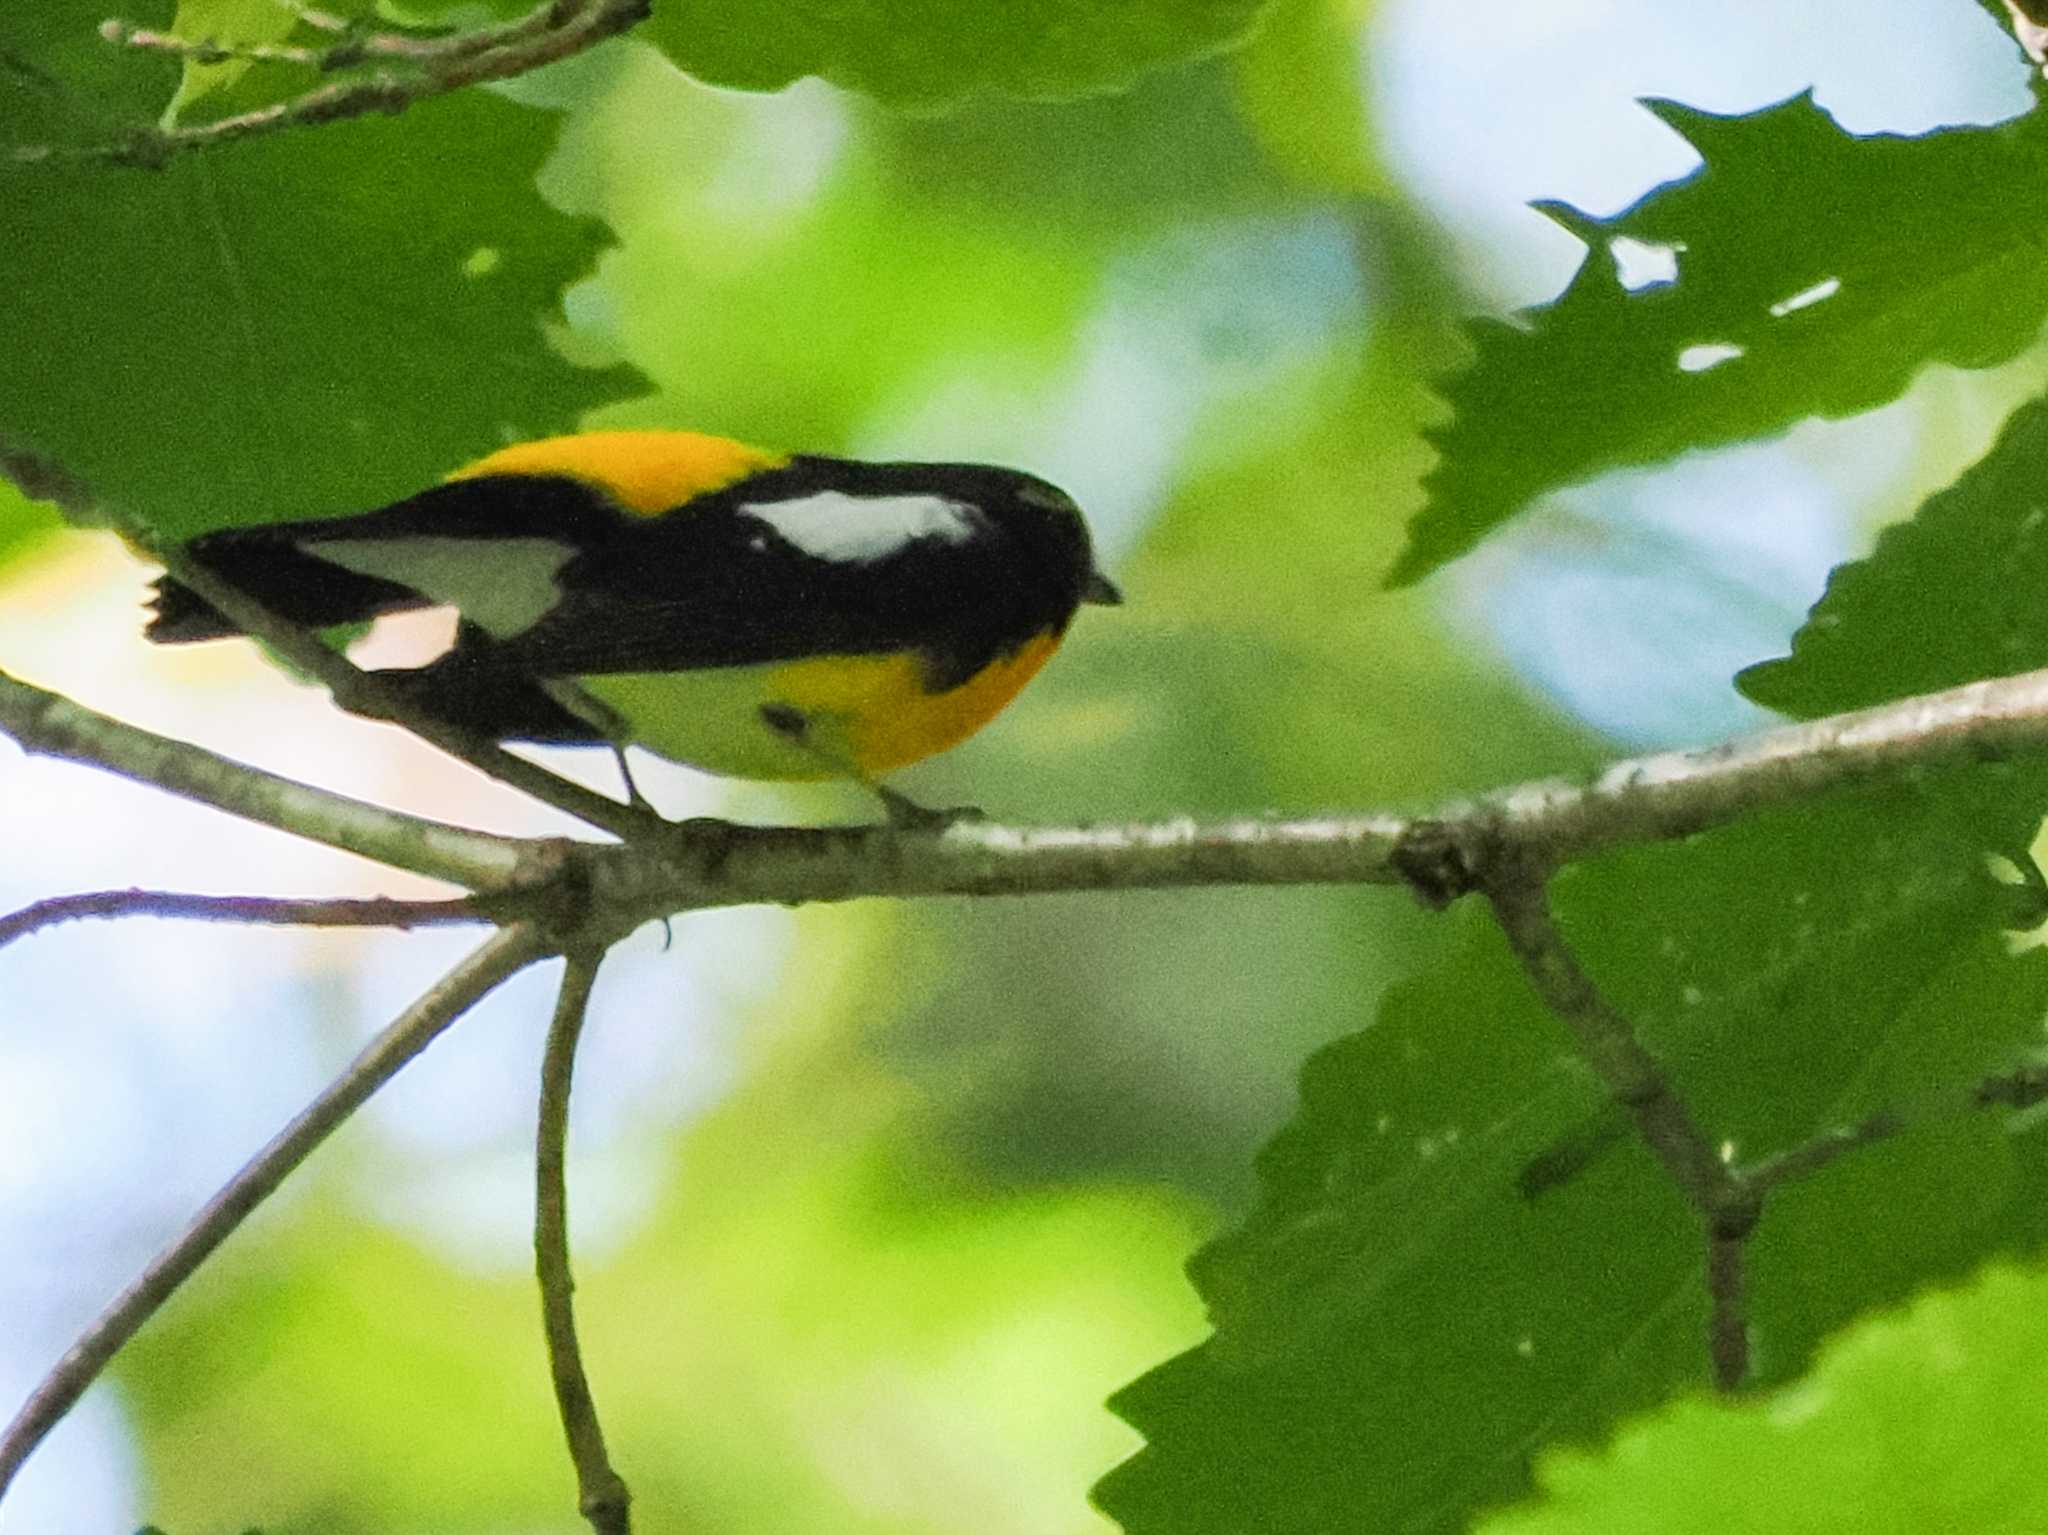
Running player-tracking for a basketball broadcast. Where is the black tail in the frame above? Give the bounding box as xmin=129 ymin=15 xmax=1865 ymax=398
xmin=145 ymin=576 xmax=240 ymax=643
xmin=145 ymin=533 xmax=427 ymax=643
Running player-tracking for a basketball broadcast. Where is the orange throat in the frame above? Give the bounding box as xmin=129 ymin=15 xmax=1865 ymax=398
xmin=845 ymin=629 xmax=1066 ymax=775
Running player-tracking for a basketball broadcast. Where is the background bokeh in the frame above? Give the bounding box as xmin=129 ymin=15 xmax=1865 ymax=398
xmin=0 ymin=1 xmax=2038 ymax=1529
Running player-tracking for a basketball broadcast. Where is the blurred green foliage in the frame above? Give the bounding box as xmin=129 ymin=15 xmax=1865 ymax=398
xmin=4 ymin=2 xmax=2048 ymax=1534
xmin=0 ymin=478 xmax=62 ymax=569
xmin=637 ymin=0 xmax=1275 ymax=108
xmin=1478 ymin=1259 xmax=2048 ymax=1533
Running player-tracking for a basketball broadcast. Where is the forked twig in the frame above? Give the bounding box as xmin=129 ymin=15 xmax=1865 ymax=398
xmin=0 ymin=924 xmax=550 ymax=1497
xmin=1485 ymin=868 xmax=1759 ymax=1390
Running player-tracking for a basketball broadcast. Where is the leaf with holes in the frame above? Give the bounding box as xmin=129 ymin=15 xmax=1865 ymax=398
xmin=1390 ymin=88 xmax=2048 ymax=586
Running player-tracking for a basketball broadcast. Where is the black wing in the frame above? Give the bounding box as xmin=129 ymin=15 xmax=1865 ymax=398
xmin=146 ymin=476 xmax=632 ymax=642
xmin=461 ymin=486 xmax=1059 ymax=690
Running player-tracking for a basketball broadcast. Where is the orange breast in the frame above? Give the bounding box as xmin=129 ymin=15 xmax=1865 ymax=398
xmin=768 ymin=630 xmax=1067 ymax=776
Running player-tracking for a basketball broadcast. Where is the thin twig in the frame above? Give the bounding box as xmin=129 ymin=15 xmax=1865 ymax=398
xmin=1483 ymin=872 xmax=1745 ymax=1219
xmin=269 ymin=0 xmax=354 ymax=36
xmin=0 ymin=888 xmax=493 ymax=949
xmin=333 ymin=0 xmax=574 ymax=65
xmin=0 ymin=439 xmax=93 ymax=517
xmin=1740 ymin=1057 xmax=2048 ymax=1195
xmin=1485 ymin=869 xmax=1758 ymax=1390
xmin=102 ymin=0 xmax=568 ymax=68
xmin=1705 ymin=1231 xmax=1750 ymax=1389
xmin=1739 ymin=1113 xmax=1903 ymax=1195
xmin=100 ymin=20 xmax=326 ymax=68
xmin=535 ymin=951 xmax=631 ymax=1535
xmin=1974 ymin=1059 xmax=2048 ymax=1110
xmin=0 ymin=924 xmax=550 ymax=1500
xmin=0 ymin=666 xmax=546 ymax=890
xmin=12 ymin=0 xmax=651 ymax=167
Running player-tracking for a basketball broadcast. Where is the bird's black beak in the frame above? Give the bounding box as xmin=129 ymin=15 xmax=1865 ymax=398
xmin=1083 ymin=570 xmax=1123 ymax=606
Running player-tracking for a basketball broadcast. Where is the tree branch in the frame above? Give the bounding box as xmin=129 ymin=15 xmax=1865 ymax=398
xmin=535 ymin=952 xmax=632 ymax=1535
xmin=1484 ymin=872 xmax=1741 ymax=1216
xmin=11 ymin=0 xmax=652 ymax=168
xmin=0 ymin=888 xmax=493 ymax=949
xmin=0 ymin=924 xmax=550 ymax=1500
xmin=16 ymin=655 xmax=2048 ymax=926
xmin=577 ymin=664 xmax=2048 ymax=923
xmin=0 ymin=666 xmax=546 ymax=891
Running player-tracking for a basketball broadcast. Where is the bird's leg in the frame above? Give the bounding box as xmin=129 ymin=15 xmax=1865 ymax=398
xmin=542 ymin=680 xmax=658 ymax=815
xmin=872 ymin=781 xmax=967 ymax=831
xmin=756 ymin=703 xmax=981 ymax=830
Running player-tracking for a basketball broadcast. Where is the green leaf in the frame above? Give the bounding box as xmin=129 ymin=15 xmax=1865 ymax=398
xmin=1391 ymin=91 xmax=2048 ymax=587
xmin=1477 ymin=1260 xmax=2048 ymax=1534
xmin=0 ymin=474 xmax=63 ymax=570
xmin=1097 ymin=782 xmax=2048 ymax=1535
xmin=0 ymin=0 xmax=639 ymax=541
xmin=640 ymin=0 xmax=1276 ymax=109
xmin=1230 ymin=0 xmax=1384 ymax=198
xmin=1735 ymin=392 xmax=2048 ymax=856
xmin=1740 ymin=392 xmax=2048 ymax=715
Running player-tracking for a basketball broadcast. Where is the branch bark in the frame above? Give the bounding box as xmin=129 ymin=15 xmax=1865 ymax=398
xmin=10 ymin=614 xmax=2048 ymax=1449
xmin=15 ymin=660 xmax=2048 ymax=923
xmin=11 ymin=0 xmax=653 ymax=168
xmin=584 ymin=662 xmax=2048 ymax=926
xmin=0 ymin=888 xmax=493 ymax=948
xmin=0 ymin=666 xmax=546 ymax=890
xmin=535 ymin=952 xmax=632 ymax=1535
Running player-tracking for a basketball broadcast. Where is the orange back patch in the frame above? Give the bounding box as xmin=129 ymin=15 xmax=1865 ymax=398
xmin=450 ymin=431 xmax=787 ymax=517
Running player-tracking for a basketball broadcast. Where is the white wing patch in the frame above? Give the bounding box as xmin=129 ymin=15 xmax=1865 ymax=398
xmin=306 ymin=535 xmax=575 ymax=638
xmin=746 ymin=491 xmax=980 ymax=564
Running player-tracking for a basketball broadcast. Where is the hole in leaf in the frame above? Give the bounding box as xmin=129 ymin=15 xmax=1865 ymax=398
xmin=1609 ymin=237 xmax=1679 ymax=290
xmin=1768 ymin=276 xmax=1841 ymax=318
xmin=1677 ymin=342 xmax=1745 ymax=373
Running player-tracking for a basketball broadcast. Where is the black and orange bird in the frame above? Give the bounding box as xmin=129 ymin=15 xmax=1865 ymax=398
xmin=145 ymin=430 xmax=1121 ymax=821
